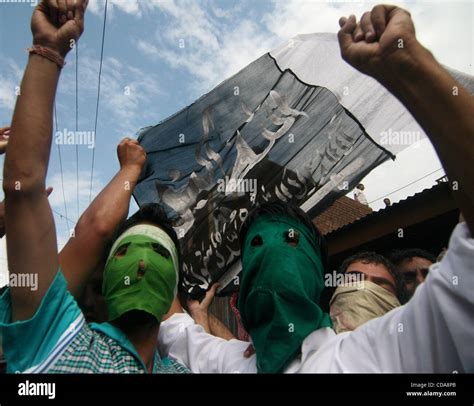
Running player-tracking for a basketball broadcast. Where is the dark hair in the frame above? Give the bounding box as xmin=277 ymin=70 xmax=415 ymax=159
xmin=106 ymin=203 xmax=182 ymax=272
xmin=339 ymin=252 xmax=406 ymax=303
xmin=389 ymin=248 xmax=436 ymax=266
xmin=239 ymin=201 xmax=331 ymax=310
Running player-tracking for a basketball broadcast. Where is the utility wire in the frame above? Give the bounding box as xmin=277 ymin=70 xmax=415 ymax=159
xmin=54 ymin=103 xmax=72 ymax=235
xmin=89 ymin=0 xmax=108 ymax=203
xmin=52 ymin=208 xmax=77 ymax=227
xmin=368 ymin=167 xmax=444 ymax=205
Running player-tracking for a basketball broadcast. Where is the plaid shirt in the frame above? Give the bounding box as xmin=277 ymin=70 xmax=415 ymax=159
xmin=0 ymin=270 xmax=189 ymax=374
xmin=31 ymin=319 xmax=190 ymax=374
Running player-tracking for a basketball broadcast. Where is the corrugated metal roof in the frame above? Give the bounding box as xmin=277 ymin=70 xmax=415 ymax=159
xmin=324 ymin=182 xmax=449 ymax=236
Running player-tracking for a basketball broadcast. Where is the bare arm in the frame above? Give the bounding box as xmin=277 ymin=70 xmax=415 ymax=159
xmin=208 ymin=313 xmax=236 ymax=340
xmin=59 ymin=138 xmax=145 ymax=298
xmin=338 ymin=5 xmax=474 ymax=235
xmin=163 ymin=287 xmax=236 ymax=340
xmin=187 ymin=284 xmax=236 ymax=339
xmin=3 ymin=0 xmax=86 ymax=322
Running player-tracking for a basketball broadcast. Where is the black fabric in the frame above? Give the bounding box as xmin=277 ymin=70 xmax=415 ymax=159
xmin=134 ymin=53 xmax=391 ymax=297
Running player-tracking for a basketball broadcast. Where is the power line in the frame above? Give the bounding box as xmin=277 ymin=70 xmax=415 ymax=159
xmin=368 ymin=167 xmax=444 ymax=205
xmin=89 ymin=0 xmax=108 ymax=203
xmin=52 ymin=208 xmax=77 ymax=227
xmin=75 ymin=41 xmax=80 ymax=221
xmin=54 ymin=103 xmax=72 ymax=235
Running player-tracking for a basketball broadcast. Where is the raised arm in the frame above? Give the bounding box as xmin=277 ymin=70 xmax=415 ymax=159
xmin=59 ymin=138 xmax=146 ymax=298
xmin=187 ymin=284 xmax=236 ymax=340
xmin=3 ymin=0 xmax=87 ymax=322
xmin=338 ymin=5 xmax=474 ymax=234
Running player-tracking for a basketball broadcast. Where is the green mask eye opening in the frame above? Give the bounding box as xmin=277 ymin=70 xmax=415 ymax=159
xmin=151 ymin=242 xmax=171 ymax=259
xmin=284 ymin=229 xmax=300 ymax=246
xmin=250 ymin=235 xmax=263 ymax=247
xmin=114 ymin=243 xmax=130 ymax=258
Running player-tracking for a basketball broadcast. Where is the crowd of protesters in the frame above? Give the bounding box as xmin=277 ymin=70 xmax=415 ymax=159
xmin=0 ymin=1 xmax=473 ymax=374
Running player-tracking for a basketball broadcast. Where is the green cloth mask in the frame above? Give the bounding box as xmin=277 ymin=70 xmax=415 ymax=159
xmin=102 ymin=231 xmax=178 ymax=323
xmin=238 ymin=215 xmax=332 ymax=373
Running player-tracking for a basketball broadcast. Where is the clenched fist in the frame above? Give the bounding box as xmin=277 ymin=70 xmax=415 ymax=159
xmin=31 ymin=0 xmax=88 ymax=57
xmin=337 ymin=5 xmax=423 ymax=81
xmin=117 ymin=138 xmax=147 ymax=172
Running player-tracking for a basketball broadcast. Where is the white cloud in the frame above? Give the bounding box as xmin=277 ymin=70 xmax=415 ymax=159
xmin=0 ymin=57 xmax=23 ymax=112
xmin=47 ymin=169 xmax=103 ymax=222
xmin=263 ymin=0 xmax=357 ymax=38
xmin=5 ymin=58 xmax=23 ymax=81
xmin=58 ymin=51 xmax=162 ymax=135
xmin=136 ymin=1 xmax=279 ymax=94
xmin=88 ymin=0 xmax=142 ymax=18
xmin=0 ymin=78 xmax=17 ymax=112
xmin=263 ymin=0 xmax=473 ymax=74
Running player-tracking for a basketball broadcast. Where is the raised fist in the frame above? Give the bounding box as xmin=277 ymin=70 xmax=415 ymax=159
xmin=31 ymin=0 xmax=88 ymax=57
xmin=338 ymin=5 xmax=420 ymax=80
xmin=117 ymin=138 xmax=147 ymax=171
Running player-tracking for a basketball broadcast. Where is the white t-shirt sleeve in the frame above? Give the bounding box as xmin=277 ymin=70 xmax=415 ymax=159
xmin=158 ymin=312 xmax=256 ymax=373
xmin=302 ymin=222 xmax=474 ymax=373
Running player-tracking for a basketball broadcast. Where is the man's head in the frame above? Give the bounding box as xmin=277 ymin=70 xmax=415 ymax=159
xmin=357 ymin=183 xmax=365 ymax=191
xmin=389 ymin=249 xmax=436 ymax=300
xmin=338 ymin=252 xmax=404 ymax=302
xmin=329 ymin=252 xmax=404 ymax=333
xmin=237 ymin=201 xmax=332 ymax=373
xmin=383 ymin=198 xmax=391 ymax=207
xmin=101 ymin=203 xmax=180 ymax=325
xmin=239 ymin=200 xmax=328 ymax=272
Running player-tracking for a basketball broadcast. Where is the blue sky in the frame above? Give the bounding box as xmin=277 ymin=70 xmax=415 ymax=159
xmin=0 ymin=0 xmax=472 ymax=280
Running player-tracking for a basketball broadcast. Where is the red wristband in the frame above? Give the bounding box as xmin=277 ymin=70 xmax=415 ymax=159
xmin=27 ymin=45 xmax=66 ymax=69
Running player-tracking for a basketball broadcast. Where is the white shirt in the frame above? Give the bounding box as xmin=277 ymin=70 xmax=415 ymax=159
xmin=158 ymin=223 xmax=474 ymax=373
xmin=354 ymin=189 xmax=368 ymax=205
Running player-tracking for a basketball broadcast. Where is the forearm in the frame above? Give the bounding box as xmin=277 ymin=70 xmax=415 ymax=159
xmin=4 ymin=54 xmax=59 ymax=191
xmin=80 ymin=165 xmax=140 ymax=238
xmin=379 ymin=44 xmax=474 ymax=234
xmin=189 ymin=311 xmax=235 ymax=339
xmin=191 ymin=310 xmax=211 ymax=334
xmin=209 ymin=313 xmax=236 ymax=340
xmin=60 ymin=165 xmax=141 ymax=297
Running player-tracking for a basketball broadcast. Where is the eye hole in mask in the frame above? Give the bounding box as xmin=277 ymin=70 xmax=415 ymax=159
xmin=284 ymin=229 xmax=300 ymax=247
xmin=251 ymin=235 xmax=263 ymax=247
xmin=114 ymin=243 xmax=130 ymax=258
xmin=152 ymin=242 xmax=171 ymax=259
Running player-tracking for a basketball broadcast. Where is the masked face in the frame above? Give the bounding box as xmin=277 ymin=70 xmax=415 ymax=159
xmin=238 ymin=215 xmax=331 ymax=373
xmin=102 ymin=224 xmax=179 ymax=323
xmin=329 ymin=280 xmax=401 ymax=334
